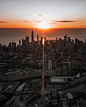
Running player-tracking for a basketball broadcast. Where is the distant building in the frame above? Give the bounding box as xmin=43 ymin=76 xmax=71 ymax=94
xmin=48 ymin=59 xmax=52 ymax=70
xmin=19 ymin=40 xmax=21 ymax=46
xmin=64 ymin=34 xmax=67 ymax=41
xmin=68 ymin=37 xmax=71 ymax=42
xmin=31 ymin=28 xmax=34 ymax=43
xmin=62 ymin=65 xmax=67 ymax=75
xmin=44 ymin=37 xmax=46 ymax=41
xmin=41 ymin=36 xmax=43 ymax=45
xmin=37 ymin=35 xmax=39 ymax=46
xmin=78 ymin=49 xmax=81 ymax=58
xmin=12 ymin=42 xmax=16 ymax=51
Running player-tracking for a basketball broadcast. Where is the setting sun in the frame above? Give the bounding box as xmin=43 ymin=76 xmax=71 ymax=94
xmin=38 ymin=21 xmax=50 ymax=29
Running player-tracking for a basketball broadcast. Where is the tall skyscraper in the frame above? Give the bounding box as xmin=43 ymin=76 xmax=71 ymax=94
xmin=37 ymin=35 xmax=39 ymax=42
xmin=26 ymin=36 xmax=29 ymax=43
xmin=68 ymin=37 xmax=71 ymax=42
xmin=44 ymin=37 xmax=46 ymax=41
xmin=64 ymin=34 xmax=67 ymax=41
xmin=41 ymin=36 xmax=43 ymax=45
xmin=37 ymin=35 xmax=39 ymax=46
xmin=25 ymin=36 xmax=29 ymax=51
xmin=48 ymin=59 xmax=52 ymax=70
xmin=31 ymin=28 xmax=34 ymax=43
xmin=19 ymin=40 xmax=21 ymax=46
xmin=12 ymin=42 xmax=16 ymax=51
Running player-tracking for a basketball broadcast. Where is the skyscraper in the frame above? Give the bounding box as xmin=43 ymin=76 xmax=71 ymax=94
xmin=48 ymin=59 xmax=52 ymax=70
xmin=25 ymin=36 xmax=29 ymax=51
xmin=44 ymin=37 xmax=46 ymax=41
xmin=37 ymin=35 xmax=39 ymax=42
xmin=19 ymin=40 xmax=21 ymax=46
xmin=37 ymin=35 xmax=39 ymax=46
xmin=31 ymin=28 xmax=34 ymax=43
xmin=41 ymin=36 xmax=43 ymax=45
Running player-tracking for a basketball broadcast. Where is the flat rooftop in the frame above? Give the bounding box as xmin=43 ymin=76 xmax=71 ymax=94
xmin=50 ymin=76 xmax=69 ymax=83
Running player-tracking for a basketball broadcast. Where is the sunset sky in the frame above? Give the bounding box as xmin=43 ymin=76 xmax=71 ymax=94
xmin=0 ymin=0 xmax=86 ymax=28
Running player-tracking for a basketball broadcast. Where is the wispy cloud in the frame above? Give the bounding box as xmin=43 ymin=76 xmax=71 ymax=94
xmin=12 ymin=14 xmax=15 ymax=15
xmin=53 ymin=20 xmax=75 ymax=22
xmin=37 ymin=21 xmax=42 ymax=22
xmin=0 ymin=21 xmax=10 ymax=23
xmin=23 ymin=21 xmax=29 ymax=22
xmin=50 ymin=23 xmax=56 ymax=24
xmin=24 ymin=14 xmax=54 ymax=18
xmin=38 ymin=15 xmax=42 ymax=16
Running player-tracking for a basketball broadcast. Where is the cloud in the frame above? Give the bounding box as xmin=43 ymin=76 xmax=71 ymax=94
xmin=12 ymin=14 xmax=15 ymax=15
xmin=23 ymin=21 xmax=29 ymax=22
xmin=38 ymin=15 xmax=42 ymax=16
xmin=50 ymin=23 xmax=56 ymax=24
xmin=37 ymin=21 xmax=42 ymax=22
xmin=53 ymin=20 xmax=75 ymax=22
xmin=0 ymin=21 xmax=10 ymax=23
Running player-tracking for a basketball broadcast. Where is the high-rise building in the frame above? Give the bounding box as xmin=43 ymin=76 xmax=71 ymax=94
xmin=19 ymin=40 xmax=21 ymax=46
xmin=64 ymin=34 xmax=67 ymax=41
xmin=41 ymin=36 xmax=43 ymax=45
xmin=37 ymin=35 xmax=39 ymax=46
xmin=44 ymin=37 xmax=46 ymax=41
xmin=25 ymin=36 xmax=29 ymax=51
xmin=37 ymin=35 xmax=39 ymax=42
xmin=12 ymin=42 xmax=16 ymax=51
xmin=85 ymin=39 xmax=86 ymax=44
xmin=26 ymin=36 xmax=29 ymax=43
xmin=78 ymin=50 xmax=81 ymax=58
xmin=31 ymin=28 xmax=34 ymax=43
xmin=62 ymin=65 xmax=67 ymax=75
xmin=56 ymin=37 xmax=57 ymax=41
xmin=48 ymin=59 xmax=52 ymax=70
xmin=8 ymin=43 xmax=11 ymax=48
xmin=68 ymin=37 xmax=71 ymax=42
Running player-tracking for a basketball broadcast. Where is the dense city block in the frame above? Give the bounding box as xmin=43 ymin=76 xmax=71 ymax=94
xmin=0 ymin=30 xmax=86 ymax=107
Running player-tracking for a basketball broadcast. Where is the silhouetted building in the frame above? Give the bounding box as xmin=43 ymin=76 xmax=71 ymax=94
xmin=48 ymin=59 xmax=52 ymax=70
xmin=31 ymin=28 xmax=34 ymax=43
xmin=25 ymin=36 xmax=29 ymax=51
xmin=12 ymin=42 xmax=16 ymax=51
xmin=85 ymin=39 xmax=86 ymax=44
xmin=19 ymin=40 xmax=21 ymax=46
xmin=64 ymin=34 xmax=67 ymax=41
xmin=68 ymin=37 xmax=71 ymax=42
xmin=37 ymin=35 xmax=39 ymax=46
xmin=37 ymin=35 xmax=39 ymax=42
xmin=41 ymin=36 xmax=43 ymax=45
xmin=8 ymin=43 xmax=11 ymax=49
xmin=44 ymin=37 xmax=46 ymax=41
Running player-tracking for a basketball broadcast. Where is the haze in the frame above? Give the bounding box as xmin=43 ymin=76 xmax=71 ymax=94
xmin=0 ymin=0 xmax=86 ymax=28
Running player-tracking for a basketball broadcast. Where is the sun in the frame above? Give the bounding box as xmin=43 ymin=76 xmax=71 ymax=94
xmin=38 ymin=21 xmax=50 ymax=29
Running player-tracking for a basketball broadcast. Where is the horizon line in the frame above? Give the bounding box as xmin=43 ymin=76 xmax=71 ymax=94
xmin=0 ymin=28 xmax=86 ymax=30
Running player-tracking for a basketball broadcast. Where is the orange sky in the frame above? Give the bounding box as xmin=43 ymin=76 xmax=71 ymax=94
xmin=0 ymin=0 xmax=86 ymax=28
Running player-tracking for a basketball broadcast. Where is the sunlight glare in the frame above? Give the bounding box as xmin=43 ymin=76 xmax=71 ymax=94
xmin=38 ymin=21 xmax=50 ymax=29
xmin=43 ymin=38 xmax=44 ymax=44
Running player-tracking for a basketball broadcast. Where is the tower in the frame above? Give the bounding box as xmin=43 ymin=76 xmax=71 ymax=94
xmin=31 ymin=28 xmax=34 ymax=43
xmin=19 ymin=40 xmax=21 ymax=46
xmin=26 ymin=36 xmax=29 ymax=51
xmin=37 ymin=35 xmax=39 ymax=46
xmin=41 ymin=36 xmax=43 ymax=45
xmin=48 ymin=59 xmax=52 ymax=70
xmin=37 ymin=35 xmax=39 ymax=42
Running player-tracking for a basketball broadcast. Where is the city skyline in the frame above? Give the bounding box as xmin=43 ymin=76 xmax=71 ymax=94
xmin=0 ymin=27 xmax=86 ymax=107
xmin=0 ymin=0 xmax=86 ymax=28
